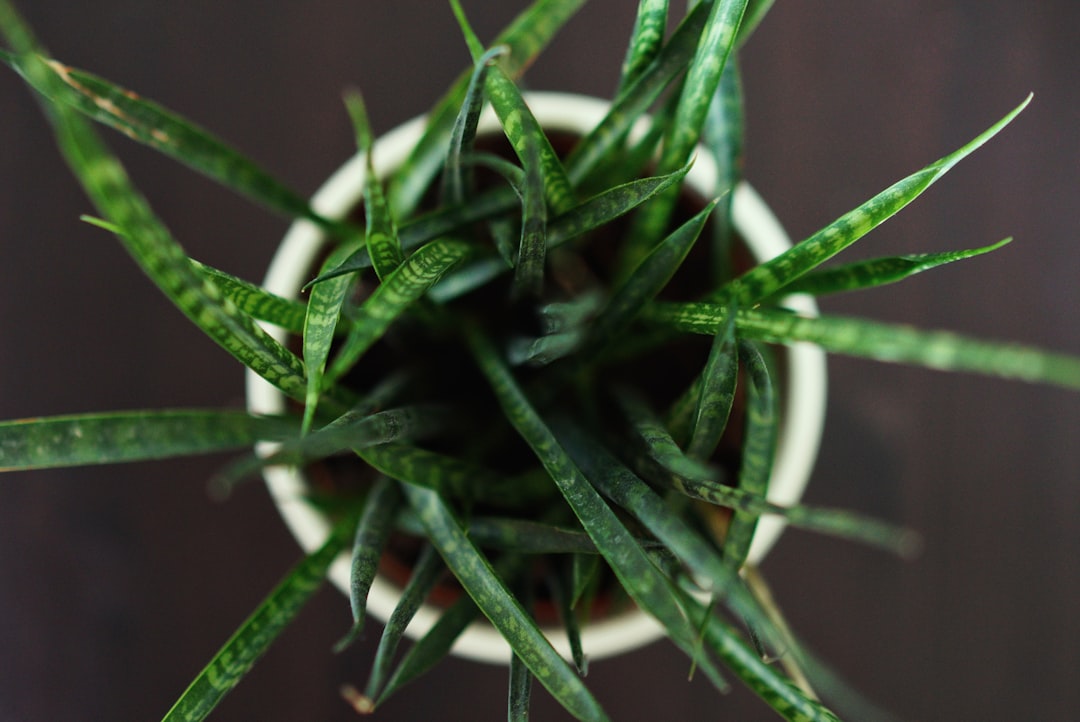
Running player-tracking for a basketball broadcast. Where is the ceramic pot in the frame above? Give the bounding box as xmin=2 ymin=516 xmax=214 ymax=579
xmin=246 ymin=92 xmax=827 ymax=664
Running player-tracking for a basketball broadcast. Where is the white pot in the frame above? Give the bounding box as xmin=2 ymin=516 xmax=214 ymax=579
xmin=246 ymin=92 xmax=827 ymax=665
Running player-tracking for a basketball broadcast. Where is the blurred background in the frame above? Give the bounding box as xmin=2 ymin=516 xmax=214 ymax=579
xmin=1 ymin=2 xmax=1077 ymax=720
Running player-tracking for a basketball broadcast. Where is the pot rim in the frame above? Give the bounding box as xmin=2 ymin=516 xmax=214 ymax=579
xmin=246 ymin=91 xmax=826 ymax=664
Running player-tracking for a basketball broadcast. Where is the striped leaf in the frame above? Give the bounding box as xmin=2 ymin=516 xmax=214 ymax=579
xmin=161 ymin=511 xmax=358 ymax=722
xmin=701 ymin=54 xmax=744 ymax=283
xmin=0 ymin=410 xmax=294 ymax=471
xmin=402 ymin=483 xmax=609 ymax=722
xmin=345 ymin=92 xmax=406 ymax=282
xmin=357 ymin=442 xmax=552 ymax=507
xmin=612 ymin=386 xmax=718 ymax=481
xmin=302 ymin=242 xmax=361 ymax=433
xmin=547 ymin=164 xmax=692 ymax=248
xmin=585 ymin=198 xmax=716 ymax=354
xmin=79 ymin=215 xmax=312 ymax=335
xmin=717 ymin=95 xmax=1032 ymax=304
xmin=486 ymin=64 xmax=574 ymax=215
xmin=191 ymin=260 xmax=310 ymax=334
xmin=441 ymin=45 xmax=510 ymax=205
xmin=508 ymin=650 xmax=535 ymax=722
xmin=387 ymin=0 xmax=587 ymax=215
xmin=564 ymin=2 xmax=712 ymax=184
xmin=396 ymin=511 xmax=602 ymax=555
xmin=329 ymin=163 xmax=690 ymax=286
xmin=213 ymin=403 xmax=443 ymax=494
xmin=722 ymin=342 xmax=777 ymax=570
xmin=619 ymin=0 xmax=669 ymax=92
xmin=680 ymin=589 xmax=841 ymax=722
xmin=773 ymin=238 xmax=1012 ymax=297
xmin=465 ymin=325 xmax=730 ymax=691
xmin=361 ymin=543 xmax=444 ymax=707
xmin=615 ymin=384 xmax=917 ymax=554
xmin=552 ymin=421 xmax=773 ymax=630
xmin=664 ymin=470 xmax=920 ymax=557
xmin=324 ymin=239 xmax=471 ymax=385
xmin=0 ymin=26 xmax=308 ymax=401
xmin=618 ymin=0 xmax=749 ymax=271
xmin=377 ymin=555 xmax=525 ymax=705
xmin=645 ymin=301 xmax=1080 ymax=390
xmin=685 ymin=303 xmax=739 ymax=460
xmin=0 ymin=49 xmax=350 ymax=236
xmin=335 ymin=477 xmax=403 ymax=652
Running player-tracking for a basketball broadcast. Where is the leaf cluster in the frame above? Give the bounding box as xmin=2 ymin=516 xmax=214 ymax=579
xmin=1 ymin=1 xmax=1076 ymax=721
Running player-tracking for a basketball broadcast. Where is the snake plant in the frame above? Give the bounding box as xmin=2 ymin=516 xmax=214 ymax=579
xmin=2 ymin=1 xmax=1078 ymax=720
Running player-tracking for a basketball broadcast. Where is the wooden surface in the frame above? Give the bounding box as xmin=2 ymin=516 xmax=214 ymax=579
xmin=2 ymin=2 xmax=1078 ymax=720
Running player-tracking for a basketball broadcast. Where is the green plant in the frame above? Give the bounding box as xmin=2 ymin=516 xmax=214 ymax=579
xmin=1 ymin=1 xmax=1077 ymax=721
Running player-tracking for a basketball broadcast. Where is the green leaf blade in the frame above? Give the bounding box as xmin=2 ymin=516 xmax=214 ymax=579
xmin=325 ymin=238 xmax=470 ymax=384
xmin=720 ymin=96 xmax=1033 ymax=304
xmin=773 ymin=238 xmax=1012 ymax=298
xmin=646 ymin=301 xmax=1080 ymax=390
xmin=402 ymin=483 xmax=610 ymax=722
xmin=619 ymin=0 xmax=669 ymax=92
xmin=0 ymin=410 xmax=295 ymax=471
xmin=0 ymin=49 xmax=346 ymax=232
xmin=161 ymin=511 xmax=358 ymax=722
xmin=722 ymin=342 xmax=777 ymax=570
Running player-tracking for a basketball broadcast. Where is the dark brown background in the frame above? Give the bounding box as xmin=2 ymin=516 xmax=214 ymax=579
xmin=2 ymin=2 xmax=1078 ymax=720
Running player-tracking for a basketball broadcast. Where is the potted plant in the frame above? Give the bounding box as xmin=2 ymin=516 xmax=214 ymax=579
xmin=1 ymin=1 xmax=1077 ymax=721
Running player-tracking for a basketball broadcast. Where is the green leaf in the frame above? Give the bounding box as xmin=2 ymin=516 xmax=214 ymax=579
xmin=771 ymin=238 xmax=1012 ymax=297
xmin=345 ymin=92 xmax=407 ymax=283
xmin=681 ymin=590 xmax=842 ymax=722
xmin=552 ymin=420 xmax=770 ymax=626
xmin=612 ymin=386 xmax=718 ymax=481
xmin=547 ymin=561 xmax=587 ymax=675
xmin=685 ymin=301 xmax=739 ymax=460
xmin=547 ymin=164 xmax=693 ymax=249
xmin=485 ymin=64 xmax=575 ymax=215
xmin=218 ymin=403 xmax=446 ymax=488
xmin=441 ymin=44 xmax=510 ymax=205
xmin=161 ymin=510 xmax=359 ymax=722
xmin=327 ymin=163 xmax=690 ymax=287
xmin=619 ymin=0 xmax=669 ymax=92
xmin=0 ymin=20 xmax=309 ymax=401
xmin=358 ymin=442 xmax=551 ymax=507
xmin=0 ymin=48 xmax=351 ymax=236
xmin=324 ymin=238 xmax=471 ymax=385
xmin=508 ymin=649 xmax=535 ymax=722
xmin=0 ymin=410 xmax=295 ymax=471
xmin=80 ymin=215 xmax=313 ymax=335
xmin=190 ymin=260 xmax=310 ymax=335
xmin=302 ymin=242 xmax=361 ymax=434
xmin=585 ymin=198 xmax=717 ymax=354
xmin=335 ymin=477 xmax=403 ymax=652
xmin=387 ymin=0 xmax=587 ymax=215
xmin=465 ymin=325 xmax=730 ymax=691
xmin=564 ymin=2 xmax=712 ymax=184
xmin=402 ymin=483 xmax=610 ymax=722
xmin=362 ymin=543 xmax=444 ymax=707
xmin=396 ymin=511 xmax=603 ymax=555
xmin=722 ymin=342 xmax=777 ymax=570
xmin=717 ymin=95 xmax=1033 ymax=304
xmin=701 ymin=54 xmax=744 ymax=283
xmin=618 ymin=0 xmax=749 ymax=272
xmin=612 ymin=390 xmax=918 ymax=555
xmin=645 ymin=301 xmax=1080 ymax=390
xmin=376 ymin=591 xmax=483 ymax=704
xmin=508 ymin=329 xmax=587 ymax=367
